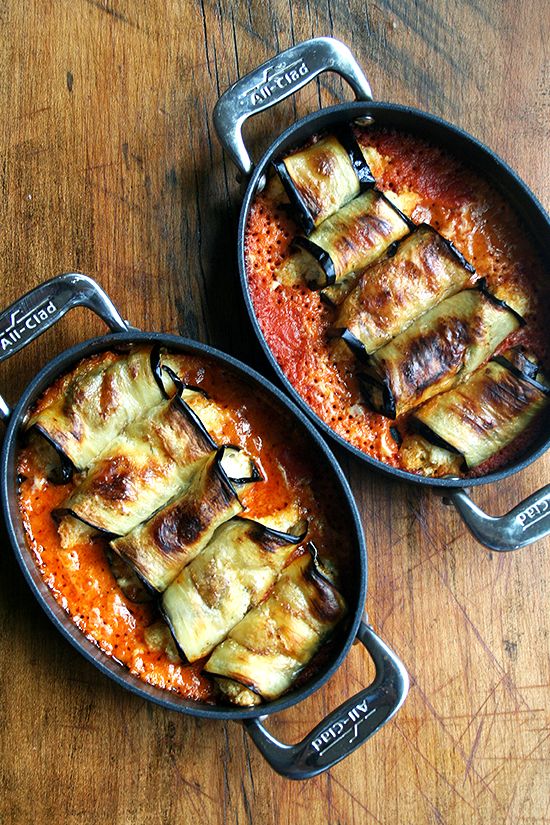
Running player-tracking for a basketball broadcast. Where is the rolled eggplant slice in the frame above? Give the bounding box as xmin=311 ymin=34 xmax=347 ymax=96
xmin=407 ymin=353 xmax=549 ymax=471
xmin=161 ymin=510 xmax=308 ymax=662
xmin=205 ymin=546 xmax=346 ymax=706
xmin=55 ymin=395 xmax=216 ymax=536
xmin=274 ymin=125 xmax=375 ymax=234
xmin=110 ymin=446 xmax=261 ymax=593
xmin=26 ymin=346 xmax=169 ymax=474
xmin=275 ymin=189 xmax=410 ymax=297
xmin=359 ymin=286 xmax=524 ymax=419
xmin=336 ymin=224 xmax=476 ymax=356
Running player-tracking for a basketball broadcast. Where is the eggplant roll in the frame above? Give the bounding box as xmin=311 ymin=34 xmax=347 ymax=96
xmin=359 ymin=286 xmax=523 ymax=419
xmin=403 ymin=353 xmax=549 ymax=472
xmin=26 ymin=346 xmax=168 ymax=473
xmin=276 ymin=189 xmax=410 ymax=296
xmin=336 ymin=224 xmax=476 ymax=356
xmin=161 ymin=511 xmax=307 ymax=663
xmin=205 ymin=546 xmax=346 ymax=706
xmin=56 ymin=395 xmax=216 ymax=536
xmin=110 ymin=446 xmax=260 ymax=593
xmin=274 ymin=125 xmax=375 ymax=234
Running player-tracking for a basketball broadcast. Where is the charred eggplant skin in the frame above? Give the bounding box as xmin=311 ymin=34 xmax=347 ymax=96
xmin=276 ymin=188 xmax=410 ymax=295
xmin=335 ymin=224 xmax=477 ymax=357
xmin=109 ymin=447 xmax=246 ymax=593
xmin=332 ymin=123 xmax=375 ymax=190
xmin=109 ymin=445 xmax=262 ymax=595
xmin=296 ymin=190 xmax=410 ymax=289
xmin=493 ymin=353 xmax=550 ymax=397
xmin=408 ymin=353 xmax=549 ymax=470
xmin=273 ymin=158 xmax=317 ymax=236
xmin=27 ymin=346 xmax=183 ymax=477
xmin=293 ymin=236 xmax=338 ymax=285
xmin=54 ymin=394 xmax=217 ymax=536
xmin=357 ymin=285 xmax=524 ymax=419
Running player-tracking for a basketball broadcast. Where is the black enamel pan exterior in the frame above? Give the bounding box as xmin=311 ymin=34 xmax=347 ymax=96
xmin=0 ymin=273 xmax=408 ymax=779
xmin=213 ymin=37 xmax=550 ymax=552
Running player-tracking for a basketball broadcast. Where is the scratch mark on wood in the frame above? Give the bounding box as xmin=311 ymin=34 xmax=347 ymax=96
xmin=83 ymin=0 xmax=135 ymax=27
xmin=463 ymin=720 xmax=484 ymax=786
xmin=425 ymin=552 xmax=532 ymax=712
xmin=199 ymin=0 xmax=212 ymax=80
xmin=222 ymin=723 xmax=231 ymax=825
xmin=413 ymin=682 xmax=503 ymax=809
xmin=457 ymin=676 xmax=503 ymax=745
xmin=168 ymin=744 xmax=217 ymax=807
xmin=329 ymin=774 xmax=385 ymax=823
xmin=395 ymin=722 xmax=477 ymax=812
xmin=241 ymin=729 xmax=256 ymax=794
xmin=241 ymin=780 xmax=253 ymax=825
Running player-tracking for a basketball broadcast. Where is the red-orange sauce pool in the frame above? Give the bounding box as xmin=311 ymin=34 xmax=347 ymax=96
xmin=17 ymin=352 xmax=354 ymax=703
xmin=245 ymin=126 xmax=549 ymax=477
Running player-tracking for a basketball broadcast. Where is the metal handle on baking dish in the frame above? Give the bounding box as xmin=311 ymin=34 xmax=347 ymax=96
xmin=243 ymin=621 xmax=408 ymax=780
xmin=446 ymin=485 xmax=550 ymax=551
xmin=213 ymin=37 xmax=373 ymax=178
xmin=0 ymin=273 xmax=129 ymax=421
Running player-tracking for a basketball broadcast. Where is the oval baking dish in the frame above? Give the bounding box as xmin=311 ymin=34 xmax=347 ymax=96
xmin=213 ymin=37 xmax=550 ymax=552
xmin=0 ymin=273 xmax=407 ymax=779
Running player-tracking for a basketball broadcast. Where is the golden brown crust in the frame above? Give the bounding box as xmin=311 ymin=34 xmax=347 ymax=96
xmin=204 ymin=548 xmax=346 ymax=703
xmin=336 ymin=225 xmax=477 ymax=353
xmin=411 ymin=359 xmax=549 ymax=469
xmin=60 ymin=397 xmax=215 ymax=536
xmin=276 ymin=190 xmax=409 ymax=292
xmin=160 ymin=510 xmax=307 ymax=662
xmin=27 ymin=347 xmax=166 ymax=471
xmin=111 ymin=451 xmax=243 ymax=592
xmin=361 ymin=288 xmax=521 ymax=418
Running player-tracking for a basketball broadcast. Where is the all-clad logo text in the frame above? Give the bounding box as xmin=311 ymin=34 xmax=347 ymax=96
xmin=245 ymin=59 xmax=310 ymax=106
xmin=0 ymin=300 xmax=57 ymax=351
xmin=311 ymin=700 xmax=376 ymax=756
xmin=518 ymin=497 xmax=550 ymax=531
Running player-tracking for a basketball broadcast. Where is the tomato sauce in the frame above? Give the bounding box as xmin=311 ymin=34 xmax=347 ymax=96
xmin=17 ymin=352 xmax=353 ymax=703
xmin=245 ymin=126 xmax=549 ymax=477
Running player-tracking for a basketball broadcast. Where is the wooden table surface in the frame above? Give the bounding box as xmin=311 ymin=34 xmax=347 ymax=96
xmin=1 ymin=1 xmax=549 ymax=823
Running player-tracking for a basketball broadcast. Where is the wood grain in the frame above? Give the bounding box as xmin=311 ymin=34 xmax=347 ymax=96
xmin=1 ymin=1 xmax=549 ymax=823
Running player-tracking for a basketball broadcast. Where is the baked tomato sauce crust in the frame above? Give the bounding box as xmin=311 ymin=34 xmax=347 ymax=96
xmin=18 ymin=352 xmax=353 ymax=703
xmin=245 ymin=127 xmax=549 ymax=477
